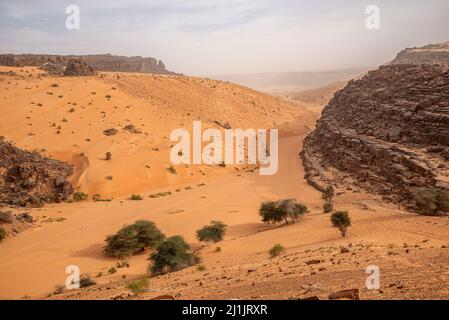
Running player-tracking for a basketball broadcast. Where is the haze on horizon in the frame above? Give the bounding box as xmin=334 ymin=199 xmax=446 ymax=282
xmin=0 ymin=0 xmax=448 ymax=76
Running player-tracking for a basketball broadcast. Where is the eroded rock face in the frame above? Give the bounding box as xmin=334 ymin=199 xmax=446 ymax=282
xmin=0 ymin=141 xmax=74 ymax=206
xmin=301 ymin=64 xmax=449 ymax=205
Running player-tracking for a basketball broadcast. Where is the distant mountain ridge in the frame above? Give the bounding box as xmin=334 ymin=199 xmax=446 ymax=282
xmin=0 ymin=53 xmax=179 ymax=75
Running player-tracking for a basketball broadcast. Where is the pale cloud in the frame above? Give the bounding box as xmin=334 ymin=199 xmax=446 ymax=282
xmin=0 ymin=0 xmax=448 ymax=75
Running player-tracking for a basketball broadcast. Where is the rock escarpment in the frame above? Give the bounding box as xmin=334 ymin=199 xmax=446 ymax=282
xmin=390 ymin=41 xmax=449 ymax=65
xmin=0 ymin=54 xmax=177 ymax=75
xmin=301 ymin=64 xmax=449 ymax=206
xmin=0 ymin=140 xmax=74 ymax=206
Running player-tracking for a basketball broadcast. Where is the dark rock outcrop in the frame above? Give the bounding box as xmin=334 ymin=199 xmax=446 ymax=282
xmin=64 ymin=59 xmax=97 ymax=76
xmin=0 ymin=53 xmax=178 ymax=75
xmin=301 ymin=64 xmax=449 ymax=205
xmin=0 ymin=141 xmax=74 ymax=206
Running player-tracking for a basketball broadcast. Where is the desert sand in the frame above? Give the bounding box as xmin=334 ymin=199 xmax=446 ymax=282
xmin=0 ymin=67 xmax=448 ymax=300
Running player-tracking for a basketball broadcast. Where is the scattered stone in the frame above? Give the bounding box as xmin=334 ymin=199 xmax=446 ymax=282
xmin=103 ymin=128 xmax=118 ymax=136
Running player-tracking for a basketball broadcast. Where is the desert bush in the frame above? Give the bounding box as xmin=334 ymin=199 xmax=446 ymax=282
xmin=108 ymin=266 xmax=117 ymax=274
xmin=149 ymin=236 xmax=200 ymax=275
xmin=322 ymin=185 xmax=335 ymax=200
xmin=330 ymin=211 xmax=351 ymax=237
xmin=130 ymin=194 xmax=143 ymax=201
xmin=269 ymin=243 xmax=285 ymax=257
xmin=0 ymin=227 xmax=6 ymax=241
xmin=196 ymin=221 xmax=227 ymax=243
xmin=323 ymin=199 xmax=333 ymax=213
xmin=73 ymin=191 xmax=88 ymax=202
xmin=127 ymin=277 xmax=149 ymax=296
xmin=259 ymin=199 xmax=307 ymax=224
xmin=0 ymin=211 xmax=14 ymax=223
xmin=105 ymin=152 xmax=112 ymax=160
xmin=103 ymin=220 xmax=165 ymax=258
xmin=412 ymin=187 xmax=449 ymax=216
xmin=53 ymin=284 xmax=64 ymax=295
xmin=167 ymin=165 xmax=177 ymax=174
xmin=29 ymin=194 xmax=44 ymax=207
xmin=116 ymin=260 xmax=130 ymax=268
xmin=79 ymin=274 xmax=96 ymax=288
xmin=196 ymin=264 xmax=206 ymax=271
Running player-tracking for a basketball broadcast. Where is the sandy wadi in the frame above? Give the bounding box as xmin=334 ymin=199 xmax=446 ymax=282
xmin=170 ymin=121 xmax=279 ymax=175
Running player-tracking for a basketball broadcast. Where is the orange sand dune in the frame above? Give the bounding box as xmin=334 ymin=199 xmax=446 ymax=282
xmin=0 ymin=66 xmax=316 ymax=198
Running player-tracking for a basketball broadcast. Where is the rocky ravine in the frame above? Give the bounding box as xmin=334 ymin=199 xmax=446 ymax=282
xmin=301 ymin=64 xmax=449 ymax=206
xmin=0 ymin=140 xmax=73 ymax=207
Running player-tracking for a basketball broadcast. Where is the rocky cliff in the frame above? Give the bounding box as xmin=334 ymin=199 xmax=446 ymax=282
xmin=301 ymin=64 xmax=449 ymax=207
xmin=390 ymin=41 xmax=449 ymax=65
xmin=0 ymin=53 xmax=177 ymax=75
xmin=0 ymin=140 xmax=74 ymax=206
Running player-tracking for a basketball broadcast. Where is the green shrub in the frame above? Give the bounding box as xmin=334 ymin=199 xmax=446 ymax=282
xmin=0 ymin=211 xmax=14 ymax=223
xmin=269 ymin=243 xmax=285 ymax=257
xmin=331 ymin=211 xmax=351 ymax=237
xmin=0 ymin=227 xmax=6 ymax=241
xmin=103 ymin=220 xmax=165 ymax=258
xmin=130 ymin=194 xmax=143 ymax=201
xmin=127 ymin=277 xmax=149 ymax=296
xmin=412 ymin=188 xmax=449 ymax=216
xmin=196 ymin=221 xmax=227 ymax=243
xmin=149 ymin=236 xmax=200 ymax=275
xmin=259 ymin=199 xmax=307 ymax=224
xmin=73 ymin=192 xmax=88 ymax=202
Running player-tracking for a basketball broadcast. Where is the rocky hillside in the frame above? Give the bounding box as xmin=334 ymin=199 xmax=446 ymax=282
xmin=0 ymin=140 xmax=73 ymax=206
xmin=301 ymin=64 xmax=449 ymax=207
xmin=0 ymin=54 xmax=177 ymax=75
xmin=390 ymin=41 xmax=449 ymax=65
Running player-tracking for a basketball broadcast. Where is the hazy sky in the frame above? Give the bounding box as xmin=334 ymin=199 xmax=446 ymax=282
xmin=0 ymin=0 xmax=448 ymax=75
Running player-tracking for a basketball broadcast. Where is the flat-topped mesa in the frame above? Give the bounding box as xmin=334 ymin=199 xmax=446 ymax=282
xmin=390 ymin=41 xmax=449 ymax=65
xmin=0 ymin=53 xmax=178 ymax=75
xmin=301 ymin=63 xmax=449 ymax=209
xmin=0 ymin=140 xmax=74 ymax=207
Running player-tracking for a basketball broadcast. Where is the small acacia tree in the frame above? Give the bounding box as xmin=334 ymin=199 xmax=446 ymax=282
xmin=259 ymin=199 xmax=308 ymax=224
xmin=330 ymin=211 xmax=351 ymax=237
xmin=412 ymin=187 xmax=449 ymax=216
xmin=196 ymin=221 xmax=227 ymax=243
xmin=103 ymin=220 xmax=165 ymax=258
xmin=149 ymin=236 xmax=200 ymax=275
